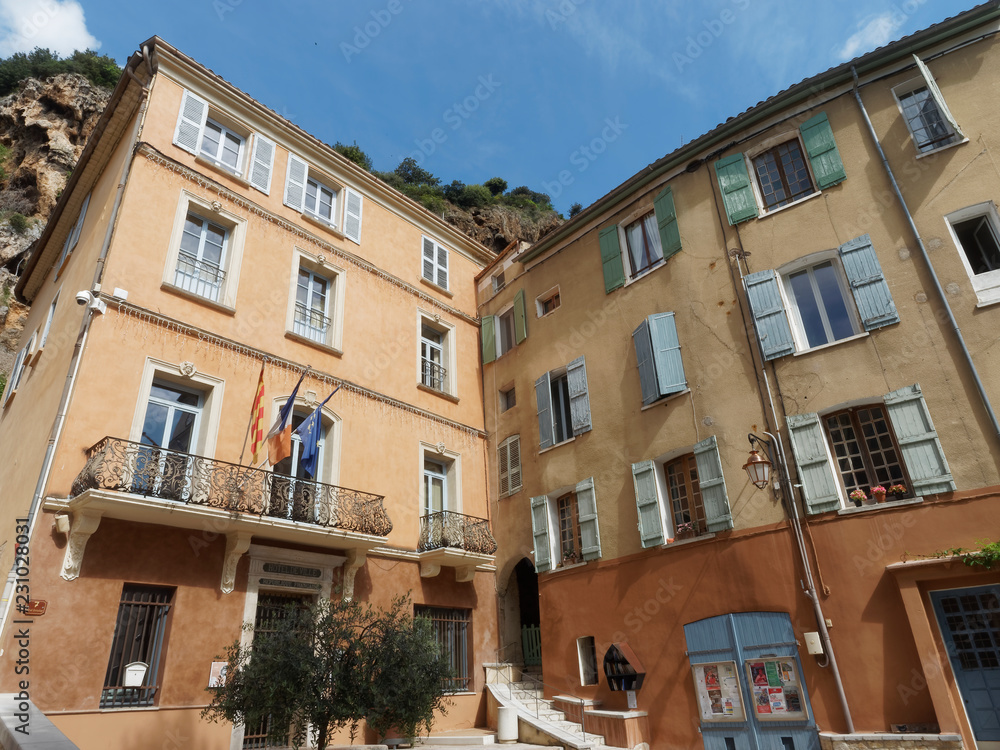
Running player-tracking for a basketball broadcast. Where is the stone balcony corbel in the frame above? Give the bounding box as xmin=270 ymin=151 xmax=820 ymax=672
xmin=60 ymin=510 xmax=103 ymax=581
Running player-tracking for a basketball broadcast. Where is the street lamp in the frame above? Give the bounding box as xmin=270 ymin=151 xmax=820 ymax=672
xmin=742 ymin=434 xmax=773 ymax=490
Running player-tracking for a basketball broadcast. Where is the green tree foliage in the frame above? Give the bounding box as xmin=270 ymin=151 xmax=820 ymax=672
xmin=202 ymin=596 xmax=451 ymax=748
xmin=394 ymin=157 xmax=439 ymax=187
xmin=569 ymin=202 xmax=583 ymax=217
xmin=333 ymin=141 xmax=373 ymax=172
xmin=483 ymin=177 xmax=507 ymax=196
xmin=0 ymin=48 xmax=121 ymax=97
xmin=455 ymin=183 xmax=491 ymax=209
xmin=8 ymin=213 xmax=27 ymax=234
xmin=442 ymin=180 xmax=465 ymax=202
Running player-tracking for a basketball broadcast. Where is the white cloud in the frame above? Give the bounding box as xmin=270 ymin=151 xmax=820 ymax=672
xmin=836 ymin=12 xmax=904 ymax=61
xmin=0 ymin=0 xmax=100 ymax=58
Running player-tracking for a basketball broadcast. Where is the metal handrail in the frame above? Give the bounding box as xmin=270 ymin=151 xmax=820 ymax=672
xmin=418 ymin=510 xmax=497 ymax=554
xmin=492 ymin=661 xmax=589 ymax=743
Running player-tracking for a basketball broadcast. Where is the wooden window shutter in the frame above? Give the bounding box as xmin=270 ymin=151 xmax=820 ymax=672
xmin=744 ymin=270 xmax=795 ymax=360
xmin=508 ymin=435 xmax=521 ymax=493
xmin=567 ymin=356 xmax=592 ymax=435
xmin=436 ymin=244 xmax=449 ymax=289
xmin=799 ymin=112 xmax=846 ymax=189
xmin=649 ymin=312 xmax=686 ymax=397
xmin=693 ymin=436 xmax=733 ymax=532
xmin=530 ymin=495 xmax=552 ymax=572
xmin=481 ymin=315 xmax=496 ymax=365
xmin=786 ymin=412 xmax=842 ymax=514
xmin=632 ymin=460 xmax=665 ymax=547
xmin=576 ymin=477 xmax=601 ymax=561
xmin=912 ymin=55 xmax=964 ymax=139
xmin=838 ymin=234 xmax=899 ymax=330
xmin=534 ymin=371 xmax=554 ymax=450
xmin=884 ymin=384 xmax=956 ymax=496
xmin=283 ymin=153 xmax=308 ymax=211
xmin=714 ymin=153 xmax=758 ymax=225
xmin=344 ymin=189 xmax=363 ymax=243
xmin=422 ymin=238 xmax=436 ymax=282
xmin=653 ymin=185 xmax=681 ymax=259
xmin=599 ymin=225 xmax=625 ymax=294
xmin=248 ymin=134 xmax=275 ymax=195
xmin=513 ymin=288 xmax=528 ymax=344
xmin=632 ymin=318 xmax=658 ymax=406
xmin=498 ymin=440 xmax=510 ymax=496
xmin=173 ymin=90 xmax=208 ymax=154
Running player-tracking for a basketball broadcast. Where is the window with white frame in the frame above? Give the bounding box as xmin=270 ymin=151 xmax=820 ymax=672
xmin=420 ymin=443 xmax=460 ymax=518
xmin=283 ymin=153 xmax=364 ymax=243
xmin=269 ymin=409 xmax=330 ymax=523
xmin=498 ymin=434 xmax=521 ymax=497
xmin=285 ymin=251 xmax=345 ymax=351
xmin=482 ymin=290 xmax=528 ymax=364
xmin=423 ymin=459 xmax=448 ymax=516
xmin=598 ymin=186 xmax=680 ymax=294
xmin=56 ymin=192 xmax=90 ymax=269
xmin=492 ymin=270 xmax=505 ymax=293
xmin=131 ymin=379 xmax=203 ymax=500
xmin=294 ymin=268 xmax=332 ymax=344
xmin=621 ymin=211 xmax=664 ymax=279
xmin=3 ymin=333 xmax=33 ymax=405
xmin=536 ymin=287 xmax=561 ymax=316
xmin=530 ymin=477 xmax=600 ymax=572
xmin=787 ymin=383 xmax=954 ymax=514
xmin=745 ymin=234 xmax=898 ymax=360
xmin=40 ymin=293 xmax=59 ymax=350
xmin=200 ymin=117 xmax=246 ymax=173
xmin=422 ymin=237 xmax=449 ymax=290
xmin=946 ymin=203 xmax=1000 ymax=305
xmin=893 ymin=55 xmax=965 ymax=155
xmin=417 ymin=313 xmax=455 ymax=396
xmin=631 ymin=435 xmax=733 ymax=548
xmin=164 ymin=194 xmax=246 ymax=309
xmin=535 ymin=356 xmax=591 ymax=450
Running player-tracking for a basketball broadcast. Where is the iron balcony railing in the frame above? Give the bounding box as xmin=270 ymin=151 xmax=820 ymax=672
xmin=421 ymin=359 xmax=447 ymax=392
xmin=174 ymin=253 xmax=226 ymax=302
xmin=293 ymin=301 xmax=331 ymax=342
xmin=71 ymin=437 xmax=393 ymax=537
xmin=418 ymin=510 xmax=497 ymax=555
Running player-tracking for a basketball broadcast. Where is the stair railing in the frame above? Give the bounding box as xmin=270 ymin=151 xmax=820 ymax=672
xmin=491 ymin=660 xmax=589 ymax=743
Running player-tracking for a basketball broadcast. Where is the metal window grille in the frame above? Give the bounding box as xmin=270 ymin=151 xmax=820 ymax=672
xmin=100 ymin=585 xmax=174 ymax=708
xmin=415 ymin=606 xmax=470 ymax=692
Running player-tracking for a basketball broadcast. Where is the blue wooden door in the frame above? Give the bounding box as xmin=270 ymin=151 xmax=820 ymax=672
xmin=930 ymin=585 xmax=1000 ymax=742
xmin=685 ymin=613 xmax=819 ymax=750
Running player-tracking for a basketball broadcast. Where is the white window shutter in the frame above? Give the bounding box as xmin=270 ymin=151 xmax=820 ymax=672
xmin=535 ymin=372 xmax=554 ymax=450
xmin=248 ymin=134 xmax=275 ymax=194
xmin=567 ymin=356 xmax=592 ymax=435
xmin=173 ymin=89 xmax=208 ymax=154
xmin=913 ymin=55 xmax=965 ymax=139
xmin=343 ymin=188 xmax=363 ymax=243
xmin=576 ymin=477 xmax=601 ymax=561
xmin=693 ymin=436 xmax=733 ymax=532
xmin=283 ymin=152 xmax=308 ymax=211
xmin=632 ymin=460 xmax=665 ymax=547
xmin=422 ymin=237 xmax=436 ymax=282
xmin=530 ymin=495 xmax=552 ymax=572
xmin=786 ymin=412 xmax=842 ymax=514
xmin=436 ymin=244 xmax=449 ymax=289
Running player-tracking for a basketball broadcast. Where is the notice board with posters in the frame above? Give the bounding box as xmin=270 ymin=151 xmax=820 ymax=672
xmin=691 ymin=661 xmax=746 ymax=723
xmin=744 ymin=658 xmax=807 ymax=721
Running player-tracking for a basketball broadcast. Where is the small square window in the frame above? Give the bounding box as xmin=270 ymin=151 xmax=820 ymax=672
xmin=200 ymin=118 xmax=246 ymax=174
xmin=752 ymin=140 xmax=815 ymax=211
xmin=536 ymin=287 xmax=561 ymax=316
xmin=492 ymin=270 xmax=506 ymax=293
xmin=622 ymin=212 xmax=663 ymax=279
xmin=946 ymin=203 xmax=1000 ymax=305
xmin=500 ymin=386 xmax=516 ymax=412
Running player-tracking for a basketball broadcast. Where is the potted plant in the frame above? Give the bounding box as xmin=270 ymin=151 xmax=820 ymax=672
xmin=562 ymin=546 xmax=579 ymax=566
xmin=871 ymin=485 xmax=887 ymax=503
xmin=888 ymin=483 xmax=907 ymax=499
xmin=849 ymin=489 xmax=867 ymax=507
xmin=675 ymin=521 xmax=696 ymax=540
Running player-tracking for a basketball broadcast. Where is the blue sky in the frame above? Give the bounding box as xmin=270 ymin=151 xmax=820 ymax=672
xmin=0 ymin=0 xmax=979 ymax=214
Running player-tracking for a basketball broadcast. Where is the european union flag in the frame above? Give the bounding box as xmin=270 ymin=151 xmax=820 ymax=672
xmin=293 ymin=386 xmax=339 ymax=477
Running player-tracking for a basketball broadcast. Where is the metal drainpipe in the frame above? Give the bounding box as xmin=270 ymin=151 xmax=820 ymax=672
xmin=850 ymin=65 xmax=1000 ymax=441
xmin=0 ymin=55 xmax=152 ymax=636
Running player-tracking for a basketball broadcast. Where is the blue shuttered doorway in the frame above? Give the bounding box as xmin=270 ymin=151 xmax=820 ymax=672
xmin=685 ymin=613 xmax=819 ymax=750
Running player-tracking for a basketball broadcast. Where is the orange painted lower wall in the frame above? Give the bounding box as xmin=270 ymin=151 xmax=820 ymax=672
xmin=530 ymin=493 xmax=1000 ymax=750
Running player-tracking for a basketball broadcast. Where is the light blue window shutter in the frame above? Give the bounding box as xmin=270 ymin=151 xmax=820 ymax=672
xmin=632 ymin=318 xmax=658 ymax=406
xmin=173 ymin=89 xmax=208 ymax=154
xmin=514 ymin=288 xmax=528 ymax=344
xmin=714 ymin=154 xmax=758 ymax=225
xmin=576 ymin=477 xmax=601 ymax=561
xmin=693 ymin=436 xmax=733 ymax=532
xmin=649 ymin=312 xmax=686 ymax=397
xmin=567 ymin=356 xmax=592 ymax=435
xmin=481 ymin=315 xmax=496 ymax=365
xmin=632 ymin=460 xmax=664 ymax=547
xmin=530 ymin=496 xmax=552 ymax=573
xmin=343 ymin=189 xmax=363 ymax=243
xmin=799 ymin=112 xmax=846 ymax=189
xmin=744 ymin=270 xmax=795 ymax=360
xmin=599 ymin=225 xmax=625 ymax=294
xmin=284 ymin=153 xmax=308 ymax=211
xmin=884 ymin=384 xmax=956 ymax=495
xmin=653 ymin=186 xmax=681 ymax=259
xmin=249 ymin=134 xmax=275 ymax=194
xmin=535 ymin=371 xmax=554 ymax=450
xmin=838 ymin=234 xmax=899 ymax=330
xmin=786 ymin=412 xmax=842 ymax=514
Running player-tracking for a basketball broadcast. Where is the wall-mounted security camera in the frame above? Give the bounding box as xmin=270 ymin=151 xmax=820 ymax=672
xmin=76 ymin=290 xmax=90 ymax=306
xmin=75 ymin=290 xmax=107 ymax=314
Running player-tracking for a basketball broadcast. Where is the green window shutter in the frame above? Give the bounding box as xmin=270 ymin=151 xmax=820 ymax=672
xmin=649 ymin=312 xmax=686 ymax=397
xmin=744 ymin=270 xmax=795 ymax=360
xmin=799 ymin=112 xmax=846 ymax=189
xmin=632 ymin=318 xmax=658 ymax=406
xmin=481 ymin=315 xmax=496 ymax=364
xmin=838 ymin=234 xmax=899 ymax=330
xmin=599 ymin=225 xmax=625 ymax=294
xmin=632 ymin=460 xmax=665 ymax=548
xmin=567 ymin=356 xmax=592 ymax=435
xmin=576 ymin=477 xmax=601 ymax=561
xmin=514 ymin=288 xmax=528 ymax=344
xmin=714 ymin=153 xmax=758 ymax=225
xmin=693 ymin=436 xmax=732 ymax=532
xmin=530 ymin=495 xmax=552 ymax=573
xmin=653 ymin=185 xmax=681 ymax=260
xmin=786 ymin=412 xmax=841 ymax=514
xmin=913 ymin=55 xmax=964 ymax=139
xmin=534 ymin=372 xmax=554 ymax=450
xmin=884 ymin=384 xmax=955 ymax=496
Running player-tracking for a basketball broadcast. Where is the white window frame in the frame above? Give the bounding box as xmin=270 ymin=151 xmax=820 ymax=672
xmin=56 ymin=192 xmax=91 ymax=270
xmin=3 ymin=334 xmax=33 ymax=405
xmin=492 ymin=270 xmax=506 ymax=294
xmin=891 ymin=58 xmax=966 ymax=157
xmin=778 ymin=250 xmax=863 ymax=353
xmin=199 ymin=116 xmax=247 ymax=176
xmin=548 ymin=366 xmax=573 ymax=447
xmin=744 ymin=132 xmax=819 ymax=216
xmin=498 ymin=434 xmax=522 ymax=497
xmin=535 ymin=286 xmax=561 ymax=317
xmin=945 ymin=202 xmax=1000 ymax=307
xmin=285 ymin=249 xmax=346 ymax=352
xmin=422 ymin=236 xmax=450 ymax=291
xmin=39 ymin=292 xmax=59 ymax=352
xmin=419 ymin=442 xmax=462 ymax=516
xmin=496 ymin=303 xmax=516 ymax=358
xmin=304 ymin=172 xmax=338 ymax=226
xmin=267 ymin=395 xmax=342 ymax=488
xmin=162 ymin=192 xmax=246 ymax=310
xmin=416 ymin=311 xmax=456 ymax=397
xmin=538 ymin=482 xmax=582 ymax=567
xmin=618 ymin=209 xmax=664 ymax=282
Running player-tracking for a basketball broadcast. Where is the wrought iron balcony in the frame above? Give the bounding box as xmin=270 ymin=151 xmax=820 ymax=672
xmin=419 ymin=511 xmax=497 ymax=555
xmin=421 ymin=358 xmax=447 ymax=392
xmin=71 ymin=437 xmax=393 ymax=537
